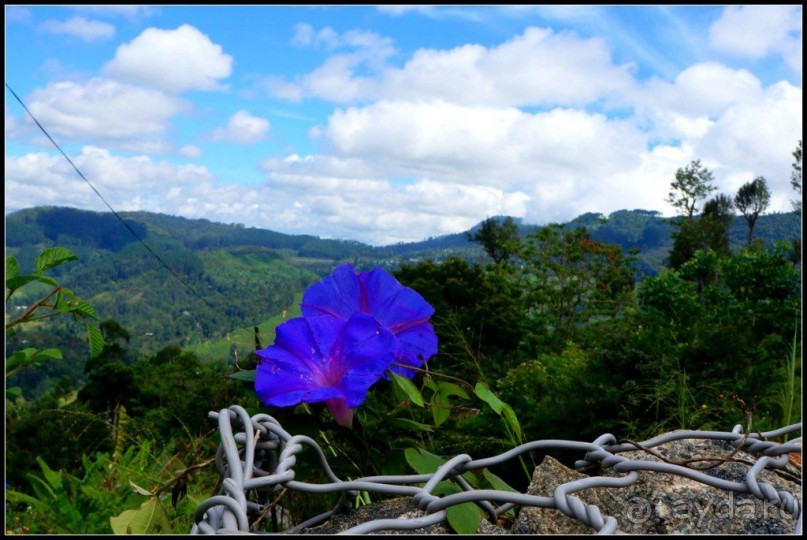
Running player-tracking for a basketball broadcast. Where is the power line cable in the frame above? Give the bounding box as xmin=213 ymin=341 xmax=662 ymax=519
xmin=5 ymin=82 xmax=227 ymax=320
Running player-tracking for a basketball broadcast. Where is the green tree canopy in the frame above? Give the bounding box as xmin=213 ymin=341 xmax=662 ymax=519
xmin=791 ymin=140 xmax=802 ymax=215
xmin=467 ymin=216 xmax=521 ymax=264
xmin=734 ymin=176 xmax=771 ymax=247
xmin=666 ymin=160 xmax=717 ymax=219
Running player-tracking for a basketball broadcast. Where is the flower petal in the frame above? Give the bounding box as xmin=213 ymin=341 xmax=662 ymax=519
xmin=300 ymin=264 xmax=362 ymax=320
xmin=359 ymin=268 xmax=435 ymax=332
xmin=389 ymin=322 xmax=439 ymax=378
xmin=337 ymin=312 xmax=398 ymax=406
xmin=254 ymin=313 xmax=397 ymax=410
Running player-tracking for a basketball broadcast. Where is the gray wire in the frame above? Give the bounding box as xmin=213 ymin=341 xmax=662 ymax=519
xmin=191 ymin=405 xmax=802 ymax=535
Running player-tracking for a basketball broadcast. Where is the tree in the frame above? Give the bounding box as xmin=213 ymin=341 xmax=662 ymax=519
xmin=791 ymin=140 xmax=802 ymax=215
xmin=520 ymin=224 xmax=635 ymax=349
xmin=467 ymin=216 xmax=521 ymax=264
xmin=666 ymin=160 xmax=717 ymax=220
xmin=734 ymin=177 xmax=771 ymax=247
xmin=700 ymin=193 xmax=734 ymax=256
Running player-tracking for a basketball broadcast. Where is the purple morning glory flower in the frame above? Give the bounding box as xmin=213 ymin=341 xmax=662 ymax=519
xmin=300 ymin=264 xmax=438 ymax=378
xmin=255 ymin=312 xmax=397 ymax=427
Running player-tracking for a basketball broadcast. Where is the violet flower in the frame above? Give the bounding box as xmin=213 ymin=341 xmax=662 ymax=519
xmin=300 ymin=264 xmax=437 ymax=378
xmin=255 ymin=312 xmax=397 ymax=427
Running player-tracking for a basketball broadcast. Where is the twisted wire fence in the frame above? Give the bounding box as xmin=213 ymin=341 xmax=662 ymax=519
xmin=190 ymin=405 xmax=802 ymax=535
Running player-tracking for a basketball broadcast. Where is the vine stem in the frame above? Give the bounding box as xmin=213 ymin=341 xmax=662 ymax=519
xmin=389 ymin=363 xmax=476 ymax=392
xmin=6 ymin=287 xmax=61 ymax=330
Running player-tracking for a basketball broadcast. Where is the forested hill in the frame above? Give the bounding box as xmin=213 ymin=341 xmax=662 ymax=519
xmin=5 ymin=205 xmax=800 ymax=396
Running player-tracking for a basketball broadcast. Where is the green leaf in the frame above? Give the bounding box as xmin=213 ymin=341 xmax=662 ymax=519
xmin=5 ymin=488 xmax=48 ymax=510
xmin=431 ymin=391 xmax=451 ymax=427
xmin=432 ymin=482 xmax=484 ymax=535
xmin=438 ymin=381 xmax=470 ymax=400
xmin=501 ymin=403 xmax=523 ymax=441
xmin=36 ymin=276 xmax=59 ymax=287
xmin=34 ymin=247 xmax=78 ymax=274
xmin=86 ymin=323 xmax=105 ymax=359
xmin=474 ymin=381 xmax=505 ymax=414
xmin=29 ymin=348 xmax=63 ymax=365
xmin=430 ymin=381 xmax=470 ymax=426
xmin=36 ymin=456 xmax=63 ymax=490
xmin=389 ymin=371 xmax=425 ymax=407
xmin=404 ymin=448 xmax=476 ymax=485
xmin=404 ymin=447 xmax=446 ymax=475
xmin=129 ymin=480 xmax=153 ymax=496
xmin=227 ymin=369 xmax=257 ymax=382
xmin=6 ymin=256 xmax=19 ymax=280
xmin=72 ymin=300 xmax=97 ymax=320
xmin=482 ymin=469 xmax=519 ymax=493
xmin=5 ymin=274 xmax=41 ymax=290
xmin=387 ymin=417 xmax=434 ymax=433
xmin=110 ymin=498 xmax=170 ymax=534
xmin=7 ymin=349 xmax=36 ymax=374
xmin=6 ymin=386 xmax=23 ymax=399
xmin=446 ymin=500 xmax=483 ymax=535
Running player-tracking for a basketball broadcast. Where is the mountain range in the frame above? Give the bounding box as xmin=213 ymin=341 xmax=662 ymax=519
xmin=5 ymin=205 xmax=800 ymax=396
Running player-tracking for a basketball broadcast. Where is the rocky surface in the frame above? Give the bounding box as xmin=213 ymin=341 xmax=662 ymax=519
xmin=302 ymin=435 xmax=801 ymax=534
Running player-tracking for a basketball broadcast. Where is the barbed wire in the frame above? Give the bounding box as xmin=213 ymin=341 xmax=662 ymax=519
xmin=191 ymin=405 xmax=801 ymax=535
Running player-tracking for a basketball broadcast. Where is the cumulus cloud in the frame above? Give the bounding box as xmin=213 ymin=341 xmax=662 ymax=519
xmin=635 ymin=62 xmax=765 ymax=141
xmin=209 ymin=110 xmax=270 ymax=144
xmin=103 ymin=24 xmax=233 ymax=93
xmin=709 ymin=5 xmax=802 ymax=74
xmin=268 ymin=26 xmax=635 ymax=107
xmin=39 ymin=16 xmax=115 ymax=42
xmin=694 ymin=80 xmax=802 ymax=208
xmin=5 ymin=147 xmax=215 ymax=214
xmin=319 ymin=100 xmax=646 ymax=189
xmin=13 ymin=78 xmax=187 ymax=152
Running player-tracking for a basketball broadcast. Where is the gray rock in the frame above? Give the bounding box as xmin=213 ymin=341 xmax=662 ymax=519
xmin=301 ymin=434 xmax=800 ymax=534
xmin=514 ymin=435 xmax=801 ymax=534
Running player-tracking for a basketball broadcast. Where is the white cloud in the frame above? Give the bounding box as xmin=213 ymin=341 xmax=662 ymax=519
xmin=179 ymin=145 xmax=203 ymax=158
xmin=11 ymin=78 xmax=187 ymax=152
xmin=5 ymin=147 xmax=215 ymax=214
xmin=320 ymin=100 xmax=646 ymax=189
xmin=72 ymin=6 xmax=158 ymax=18
xmin=384 ymin=27 xmax=635 ymax=106
xmin=268 ymin=26 xmax=635 ymax=107
xmin=376 ymin=6 xmax=436 ymax=16
xmin=103 ymin=24 xmax=233 ymax=93
xmin=267 ymin=26 xmax=396 ymax=103
xmin=210 ymin=110 xmax=270 ymax=144
xmin=709 ymin=5 xmax=802 ymax=74
xmin=635 ymin=62 xmax=765 ymax=141
xmin=694 ymin=81 xmax=802 ymax=208
xmin=39 ymin=16 xmax=115 ymax=42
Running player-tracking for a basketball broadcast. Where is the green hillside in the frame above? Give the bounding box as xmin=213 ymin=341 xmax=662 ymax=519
xmin=5 ymin=205 xmax=800 ymax=398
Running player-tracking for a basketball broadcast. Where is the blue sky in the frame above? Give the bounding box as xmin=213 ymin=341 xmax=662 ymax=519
xmin=5 ymin=5 xmax=802 ymax=245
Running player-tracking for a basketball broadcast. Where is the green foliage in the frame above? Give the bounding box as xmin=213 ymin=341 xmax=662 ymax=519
xmin=6 ymin=247 xmax=104 ymax=400
xmin=666 ymin=159 xmax=717 ymax=219
xmin=6 ymin=434 xmax=218 ymax=534
xmin=467 ymin=216 xmax=521 ymax=264
xmin=791 ymin=140 xmax=801 ymax=215
xmin=734 ymin=176 xmax=772 ymax=247
xmin=519 ymin=224 xmax=635 ymax=350
xmin=4 ymin=201 xmax=801 ymax=534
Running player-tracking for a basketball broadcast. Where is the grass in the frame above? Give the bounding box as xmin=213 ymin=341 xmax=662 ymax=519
xmin=187 ymin=292 xmax=303 ymax=363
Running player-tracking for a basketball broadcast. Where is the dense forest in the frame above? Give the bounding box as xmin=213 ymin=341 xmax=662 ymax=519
xmin=5 ymin=154 xmax=802 ymax=534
